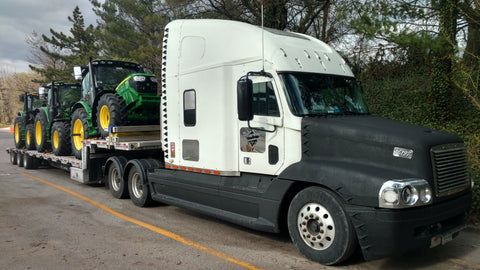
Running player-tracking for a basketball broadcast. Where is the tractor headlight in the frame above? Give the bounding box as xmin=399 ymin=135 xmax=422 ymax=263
xmin=133 ymin=75 xmax=146 ymax=82
xmin=379 ymin=179 xmax=432 ymax=209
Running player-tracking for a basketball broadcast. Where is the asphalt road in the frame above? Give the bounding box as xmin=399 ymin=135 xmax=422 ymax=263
xmin=1 ymin=127 xmax=480 ymax=270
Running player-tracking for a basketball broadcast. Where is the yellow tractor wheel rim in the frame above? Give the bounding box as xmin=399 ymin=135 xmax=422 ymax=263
xmin=73 ymin=119 xmax=84 ymax=150
xmin=35 ymin=121 xmax=42 ymax=145
xmin=26 ymin=130 xmax=30 ymax=146
xmin=14 ymin=123 xmax=20 ymax=143
xmin=53 ymin=130 xmax=59 ymax=149
xmin=99 ymin=105 xmax=110 ymax=131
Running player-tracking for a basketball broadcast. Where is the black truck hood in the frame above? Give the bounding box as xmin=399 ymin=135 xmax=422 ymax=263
xmin=279 ymin=115 xmax=464 ymax=206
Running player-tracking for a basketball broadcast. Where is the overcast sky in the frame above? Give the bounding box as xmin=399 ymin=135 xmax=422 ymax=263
xmin=0 ymin=0 xmax=98 ymax=74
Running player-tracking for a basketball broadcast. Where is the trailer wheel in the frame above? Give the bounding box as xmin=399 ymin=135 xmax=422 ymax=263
xmin=96 ymin=94 xmax=127 ymax=138
xmin=107 ymin=156 xmax=129 ymax=199
xmin=25 ymin=124 xmax=35 ymax=150
xmin=14 ymin=117 xmax=25 ymax=149
xmin=23 ymin=154 xmax=38 ymax=169
xmin=52 ymin=122 xmax=71 ymax=156
xmin=128 ymin=162 xmax=154 ymax=207
xmin=17 ymin=152 xmax=24 ymax=167
xmin=287 ymin=187 xmax=357 ymax=266
xmin=34 ymin=111 xmax=50 ymax=152
xmin=10 ymin=151 xmax=18 ymax=165
xmin=71 ymin=108 xmax=89 ymax=159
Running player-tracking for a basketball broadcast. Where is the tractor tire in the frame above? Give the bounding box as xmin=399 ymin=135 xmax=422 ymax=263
xmin=13 ymin=117 xmax=25 ymax=149
xmin=25 ymin=124 xmax=35 ymax=150
xmin=96 ymin=93 xmax=127 ymax=138
xmin=34 ymin=111 xmax=50 ymax=152
xmin=71 ymin=108 xmax=90 ymax=159
xmin=52 ymin=122 xmax=72 ymax=156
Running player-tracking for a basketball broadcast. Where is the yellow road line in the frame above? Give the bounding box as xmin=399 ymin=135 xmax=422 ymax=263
xmin=18 ymin=171 xmax=263 ymax=270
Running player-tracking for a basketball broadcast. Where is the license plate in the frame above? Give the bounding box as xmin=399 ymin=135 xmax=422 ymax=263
xmin=430 ymin=225 xmax=465 ymax=248
xmin=441 ymin=232 xmax=453 ymax=245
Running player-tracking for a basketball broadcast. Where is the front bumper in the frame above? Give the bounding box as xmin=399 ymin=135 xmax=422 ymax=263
xmin=347 ymin=191 xmax=472 ymax=261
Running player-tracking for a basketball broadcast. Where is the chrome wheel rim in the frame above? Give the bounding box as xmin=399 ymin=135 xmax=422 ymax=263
xmin=297 ymin=203 xmax=335 ymax=250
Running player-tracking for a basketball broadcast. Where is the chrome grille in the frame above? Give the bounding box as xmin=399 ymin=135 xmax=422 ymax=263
xmin=431 ymin=143 xmax=470 ymax=197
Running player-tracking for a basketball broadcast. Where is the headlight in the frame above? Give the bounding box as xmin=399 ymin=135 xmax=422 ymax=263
xmin=133 ymin=75 xmax=146 ymax=82
xmin=379 ymin=179 xmax=432 ymax=209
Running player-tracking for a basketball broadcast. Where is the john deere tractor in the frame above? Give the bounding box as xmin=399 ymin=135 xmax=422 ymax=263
xmin=71 ymin=59 xmax=160 ymax=159
xmin=33 ymin=82 xmax=82 ymax=155
xmin=13 ymin=92 xmax=44 ymax=150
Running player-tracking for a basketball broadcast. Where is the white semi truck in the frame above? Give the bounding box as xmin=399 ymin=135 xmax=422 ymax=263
xmin=7 ymin=19 xmax=473 ymax=265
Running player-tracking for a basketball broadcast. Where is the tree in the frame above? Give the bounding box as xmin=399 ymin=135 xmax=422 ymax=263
xmin=29 ymin=6 xmax=100 ymax=83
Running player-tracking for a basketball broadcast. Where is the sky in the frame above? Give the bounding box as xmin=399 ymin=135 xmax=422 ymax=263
xmin=0 ymin=0 xmax=98 ymax=74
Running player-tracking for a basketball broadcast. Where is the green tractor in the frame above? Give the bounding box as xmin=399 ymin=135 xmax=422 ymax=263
xmin=71 ymin=59 xmax=160 ymax=159
xmin=33 ymin=82 xmax=82 ymax=155
xmin=13 ymin=92 xmax=45 ymax=150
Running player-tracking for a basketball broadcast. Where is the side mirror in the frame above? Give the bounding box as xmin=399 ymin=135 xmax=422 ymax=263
xmin=19 ymin=94 xmax=24 ymax=102
xmin=38 ymin=87 xmax=46 ymax=99
xmin=237 ymin=77 xmax=253 ymax=121
xmin=73 ymin=66 xmax=83 ymax=80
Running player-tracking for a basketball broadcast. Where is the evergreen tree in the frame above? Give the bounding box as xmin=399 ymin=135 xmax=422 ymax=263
xmin=29 ymin=6 xmax=100 ymax=83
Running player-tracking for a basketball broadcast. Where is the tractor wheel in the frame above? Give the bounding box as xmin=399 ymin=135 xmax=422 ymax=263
xmin=96 ymin=94 xmax=127 ymax=138
xmin=25 ymin=124 xmax=35 ymax=150
xmin=34 ymin=111 xmax=50 ymax=152
xmin=13 ymin=117 xmax=25 ymax=149
xmin=52 ymin=122 xmax=72 ymax=156
xmin=71 ymin=108 xmax=90 ymax=159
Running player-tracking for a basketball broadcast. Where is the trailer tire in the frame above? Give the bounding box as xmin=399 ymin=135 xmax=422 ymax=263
xmin=14 ymin=117 xmax=25 ymax=149
xmin=96 ymin=94 xmax=127 ymax=138
xmin=127 ymin=160 xmax=157 ymax=207
xmin=52 ymin=122 xmax=71 ymax=156
xmin=34 ymin=111 xmax=50 ymax=152
xmin=17 ymin=152 xmax=24 ymax=167
xmin=71 ymin=108 xmax=90 ymax=159
xmin=107 ymin=156 xmax=129 ymax=199
xmin=23 ymin=154 xmax=38 ymax=169
xmin=25 ymin=124 xmax=36 ymax=150
xmin=287 ymin=187 xmax=357 ymax=266
xmin=10 ymin=151 xmax=18 ymax=165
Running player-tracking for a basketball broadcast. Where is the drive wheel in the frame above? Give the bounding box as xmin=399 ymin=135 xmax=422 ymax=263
xmin=13 ymin=117 xmax=25 ymax=149
xmin=71 ymin=108 xmax=90 ymax=159
xmin=52 ymin=122 xmax=71 ymax=156
xmin=128 ymin=161 xmax=154 ymax=207
xmin=107 ymin=156 xmax=129 ymax=199
xmin=25 ymin=124 xmax=35 ymax=150
xmin=287 ymin=187 xmax=357 ymax=266
xmin=96 ymin=94 xmax=127 ymax=138
xmin=34 ymin=111 xmax=50 ymax=152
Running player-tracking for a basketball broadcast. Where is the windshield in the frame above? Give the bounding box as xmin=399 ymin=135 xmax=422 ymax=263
xmin=279 ymin=72 xmax=368 ymax=116
xmin=94 ymin=65 xmax=140 ymax=90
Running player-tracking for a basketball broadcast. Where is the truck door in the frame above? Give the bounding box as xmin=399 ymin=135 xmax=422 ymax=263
xmin=238 ymin=76 xmax=284 ymax=175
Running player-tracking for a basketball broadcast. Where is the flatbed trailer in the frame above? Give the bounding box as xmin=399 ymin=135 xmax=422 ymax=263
xmin=6 ymin=125 xmax=162 ymax=184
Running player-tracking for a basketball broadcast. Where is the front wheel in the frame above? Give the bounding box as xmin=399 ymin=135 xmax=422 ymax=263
xmin=13 ymin=117 xmax=24 ymax=149
xmin=25 ymin=124 xmax=35 ymax=150
xmin=71 ymin=108 xmax=90 ymax=159
xmin=34 ymin=111 xmax=50 ymax=152
xmin=96 ymin=94 xmax=127 ymax=138
xmin=52 ymin=122 xmax=71 ymax=156
xmin=287 ymin=187 xmax=357 ymax=266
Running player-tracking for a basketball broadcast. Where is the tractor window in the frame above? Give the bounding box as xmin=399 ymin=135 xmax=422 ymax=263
xmin=95 ymin=66 xmax=139 ymax=90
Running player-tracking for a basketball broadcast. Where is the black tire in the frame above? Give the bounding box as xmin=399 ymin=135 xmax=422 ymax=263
xmin=13 ymin=117 xmax=25 ymax=149
xmin=17 ymin=153 xmax=24 ymax=167
xmin=71 ymin=108 xmax=90 ymax=159
xmin=128 ymin=161 xmax=154 ymax=207
xmin=23 ymin=154 xmax=38 ymax=170
xmin=96 ymin=94 xmax=127 ymax=138
xmin=52 ymin=122 xmax=72 ymax=156
xmin=10 ymin=151 xmax=17 ymax=165
xmin=107 ymin=156 xmax=129 ymax=199
xmin=287 ymin=187 xmax=357 ymax=266
xmin=34 ymin=111 xmax=50 ymax=152
xmin=25 ymin=124 xmax=35 ymax=150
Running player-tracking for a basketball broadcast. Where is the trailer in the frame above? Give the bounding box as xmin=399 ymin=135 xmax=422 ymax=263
xmin=6 ymin=19 xmax=473 ymax=266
